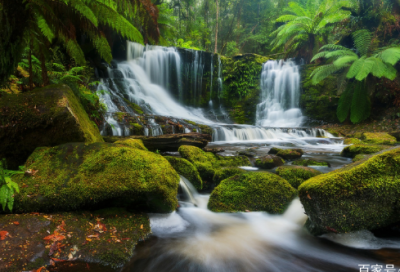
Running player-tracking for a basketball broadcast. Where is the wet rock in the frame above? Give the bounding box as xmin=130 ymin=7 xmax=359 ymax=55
xmin=276 ymin=149 xmax=304 ymax=160
xmin=0 ymin=84 xmax=103 ymax=169
xmin=299 ymin=147 xmax=400 ymax=235
xmin=340 ymin=144 xmax=386 ymax=158
xmin=13 ymin=142 xmax=180 ymax=213
xmin=292 ymin=159 xmax=330 ymax=167
xmin=208 ymin=172 xmax=296 ymax=213
xmin=268 ymin=147 xmax=281 ymax=155
xmin=165 ymin=156 xmax=203 ymax=190
xmin=203 ymin=147 xmax=225 ymax=153
xmin=0 ymin=210 xmax=150 ymax=271
xmin=275 ymin=165 xmax=322 ymax=189
xmin=255 ymin=155 xmax=285 ymax=169
xmin=237 ymin=148 xmax=257 ymax=157
xmin=361 ymin=132 xmax=397 ymax=145
xmin=27 ymin=218 xmax=51 ymax=233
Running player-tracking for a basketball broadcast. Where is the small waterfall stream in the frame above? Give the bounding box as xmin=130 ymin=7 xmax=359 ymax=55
xmin=256 ymin=59 xmax=303 ymax=127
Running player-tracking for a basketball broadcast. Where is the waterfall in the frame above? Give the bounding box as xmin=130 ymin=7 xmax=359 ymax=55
xmin=256 ymin=59 xmax=303 ymax=127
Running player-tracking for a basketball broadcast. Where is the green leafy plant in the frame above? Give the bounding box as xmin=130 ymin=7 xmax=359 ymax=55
xmin=0 ymin=159 xmax=22 ymax=212
xmin=270 ymin=0 xmax=355 ymax=60
xmin=311 ymin=29 xmax=400 ymax=123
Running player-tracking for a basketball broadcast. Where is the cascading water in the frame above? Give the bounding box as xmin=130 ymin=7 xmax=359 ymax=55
xmin=256 ymin=59 xmax=303 ymax=127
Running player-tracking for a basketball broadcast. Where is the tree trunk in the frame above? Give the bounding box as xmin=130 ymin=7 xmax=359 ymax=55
xmin=28 ymin=38 xmax=33 ymax=91
xmin=214 ymin=0 xmax=219 ymax=54
xmin=40 ymin=52 xmax=49 ymax=87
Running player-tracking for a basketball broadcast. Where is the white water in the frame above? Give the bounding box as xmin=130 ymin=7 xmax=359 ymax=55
xmin=146 ymin=178 xmax=400 ymax=272
xmin=256 ymin=59 xmax=303 ymax=127
xmin=98 ymin=42 xmax=337 ymax=143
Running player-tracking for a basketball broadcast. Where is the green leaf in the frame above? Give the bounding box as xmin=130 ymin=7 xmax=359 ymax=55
xmin=337 ymin=83 xmax=353 ymax=122
xmin=350 ymin=81 xmax=370 ymax=124
xmin=380 ymin=47 xmax=400 ymax=65
xmin=0 ymin=185 xmax=8 ymax=211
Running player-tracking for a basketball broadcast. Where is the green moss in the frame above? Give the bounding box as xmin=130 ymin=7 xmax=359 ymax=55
xmin=341 ymin=144 xmax=386 ymax=158
xmin=114 ymin=112 xmax=126 ymax=122
xmin=208 ymin=172 xmax=296 ymax=213
xmin=123 ymin=98 xmax=144 ymax=114
xmin=12 ymin=142 xmax=180 ymax=213
xmin=361 ymin=132 xmax=397 ymax=145
xmin=276 ymin=166 xmax=322 ymax=189
xmin=178 ymin=145 xmax=250 ymax=188
xmin=213 ymin=167 xmax=245 ymax=185
xmin=353 ymin=154 xmax=368 ymax=162
xmin=344 ymin=138 xmax=364 ymax=145
xmin=299 ymin=147 xmax=400 ymax=234
xmin=276 ymin=149 xmax=304 ymax=160
xmin=255 ymin=155 xmax=285 ymax=169
xmin=292 ymin=159 xmax=330 ymax=167
xmin=114 ymin=138 xmax=148 ymax=151
xmin=0 ymin=84 xmax=103 ymax=169
xmin=268 ymin=147 xmax=281 ymax=154
xmin=165 ymin=156 xmax=202 ymax=190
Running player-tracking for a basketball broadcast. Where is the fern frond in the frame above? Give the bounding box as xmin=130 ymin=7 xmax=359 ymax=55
xmin=379 ymin=47 xmax=400 ymax=66
xmin=276 ymin=15 xmax=298 ymax=22
xmin=346 ymin=56 xmax=366 ymax=79
xmin=333 ymin=55 xmax=358 ymax=68
xmin=287 ymin=2 xmax=308 ymax=17
xmin=352 ymin=29 xmax=372 ymax=56
xmin=311 ymin=64 xmax=342 ymax=85
xmin=382 ymin=63 xmax=397 ymax=80
xmin=319 ymin=44 xmax=349 ymax=51
xmin=36 ymin=14 xmax=55 ymax=42
xmin=337 ymin=82 xmax=353 ymax=122
xmin=69 ymin=0 xmax=98 ymax=27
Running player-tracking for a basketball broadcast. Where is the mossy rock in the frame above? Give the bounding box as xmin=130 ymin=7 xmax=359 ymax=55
xmin=268 ymin=147 xmax=281 ymax=155
xmin=341 ymin=144 xmax=386 ymax=158
xmin=0 ymin=210 xmax=150 ymax=271
xmin=361 ymin=132 xmax=397 ymax=145
xmin=208 ymin=172 xmax=297 ymax=213
xmin=276 ymin=149 xmax=304 ymax=160
xmin=275 ymin=165 xmax=322 ymax=189
xmin=255 ymin=155 xmax=285 ymax=169
xmin=353 ymin=154 xmax=368 ymax=162
xmin=299 ymin=147 xmax=400 ymax=235
xmin=344 ymin=138 xmax=363 ymax=145
xmin=114 ymin=139 xmax=148 ymax=151
xmin=213 ymin=167 xmax=245 ymax=185
xmin=292 ymin=159 xmax=330 ymax=167
xmin=164 ymin=156 xmax=202 ymax=190
xmin=0 ymin=84 xmax=103 ymax=169
xmin=178 ymin=145 xmax=251 ymax=185
xmin=12 ymin=142 xmax=180 ymax=213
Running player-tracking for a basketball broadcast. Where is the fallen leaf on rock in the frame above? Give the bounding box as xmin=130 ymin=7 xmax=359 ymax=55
xmin=51 ymin=258 xmax=66 ymax=262
xmin=87 ymin=234 xmax=99 ymax=238
xmin=0 ymin=231 xmax=9 ymax=240
xmin=94 ymin=221 xmax=107 ymax=232
xmin=44 ymin=233 xmax=65 ymax=242
xmin=13 ymin=221 xmax=19 ymax=225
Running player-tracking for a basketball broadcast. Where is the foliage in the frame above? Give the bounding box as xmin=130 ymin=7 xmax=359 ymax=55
xmin=270 ymin=0 xmax=356 ymax=60
xmin=311 ymin=29 xmax=400 ymax=123
xmin=0 ymin=159 xmax=22 ymax=212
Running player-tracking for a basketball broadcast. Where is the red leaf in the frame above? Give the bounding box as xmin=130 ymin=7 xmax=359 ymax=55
xmin=0 ymin=231 xmax=9 ymax=240
xmin=51 ymin=258 xmax=66 ymax=262
xmin=13 ymin=221 xmax=19 ymax=225
xmin=44 ymin=234 xmax=65 ymax=242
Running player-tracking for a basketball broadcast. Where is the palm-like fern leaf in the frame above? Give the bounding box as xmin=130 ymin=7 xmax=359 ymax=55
xmin=352 ymin=29 xmax=372 ymax=56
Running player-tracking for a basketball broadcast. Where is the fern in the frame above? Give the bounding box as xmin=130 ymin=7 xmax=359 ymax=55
xmin=336 ymin=82 xmax=353 ymax=122
xmin=350 ymin=81 xmax=371 ymax=124
xmin=352 ymin=29 xmax=372 ymax=56
xmin=379 ymin=47 xmax=400 ymax=65
xmin=0 ymin=159 xmax=22 ymax=212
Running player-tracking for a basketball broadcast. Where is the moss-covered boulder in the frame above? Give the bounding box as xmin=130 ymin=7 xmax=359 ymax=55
xmin=208 ymin=172 xmax=296 ymax=213
xmin=361 ymin=132 xmax=397 ymax=145
xmin=268 ymin=147 xmax=281 ymax=155
xmin=344 ymin=138 xmax=363 ymax=145
xmin=276 ymin=149 xmax=304 ymax=160
xmin=178 ymin=145 xmax=251 ymax=187
xmin=341 ymin=144 xmax=386 ymax=158
xmin=299 ymin=147 xmax=400 ymax=235
xmin=255 ymin=155 xmax=285 ymax=169
xmin=353 ymin=154 xmax=368 ymax=162
xmin=292 ymin=159 xmax=330 ymax=167
xmin=164 ymin=156 xmax=202 ymax=190
xmin=0 ymin=84 xmax=103 ymax=169
xmin=114 ymin=138 xmax=148 ymax=151
xmin=0 ymin=209 xmax=150 ymax=271
xmin=12 ymin=142 xmax=180 ymax=213
xmin=275 ymin=166 xmax=322 ymax=189
xmin=213 ymin=167 xmax=245 ymax=185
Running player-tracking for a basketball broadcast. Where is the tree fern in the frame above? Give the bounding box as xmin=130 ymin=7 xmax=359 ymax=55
xmin=352 ymin=29 xmax=372 ymax=56
xmin=336 ymin=82 xmax=353 ymax=122
xmin=350 ymin=81 xmax=370 ymax=124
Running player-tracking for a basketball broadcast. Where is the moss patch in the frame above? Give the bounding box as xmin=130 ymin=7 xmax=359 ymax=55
xmin=276 ymin=165 xmax=322 ymax=189
xmin=213 ymin=167 xmax=245 ymax=185
xmin=208 ymin=172 xmax=296 ymax=213
xmin=114 ymin=139 xmax=148 ymax=151
xmin=276 ymin=149 xmax=304 ymax=160
xmin=0 ymin=84 xmax=103 ymax=169
xmin=341 ymin=144 xmax=387 ymax=158
xmin=361 ymin=132 xmax=397 ymax=145
xmin=12 ymin=142 xmax=180 ymax=213
xmin=344 ymin=138 xmax=364 ymax=145
xmin=299 ymin=147 xmax=400 ymax=235
xmin=164 ymin=156 xmax=202 ymax=190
